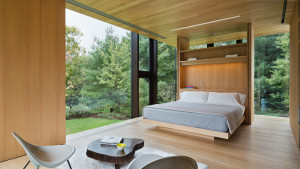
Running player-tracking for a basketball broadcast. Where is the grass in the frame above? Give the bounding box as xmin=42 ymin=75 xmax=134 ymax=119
xmin=255 ymin=109 xmax=289 ymax=117
xmin=66 ymin=118 xmax=123 ymax=135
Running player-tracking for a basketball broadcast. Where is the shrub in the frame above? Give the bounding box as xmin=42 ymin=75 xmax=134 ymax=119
xmin=67 ymin=104 xmax=91 ymax=118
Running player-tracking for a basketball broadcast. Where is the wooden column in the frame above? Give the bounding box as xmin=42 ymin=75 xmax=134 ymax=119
xmin=131 ymin=32 xmax=139 ymax=118
xmin=289 ymin=0 xmax=300 ymax=149
xmin=247 ymin=23 xmax=255 ymax=125
xmin=0 ymin=0 xmax=65 ymax=162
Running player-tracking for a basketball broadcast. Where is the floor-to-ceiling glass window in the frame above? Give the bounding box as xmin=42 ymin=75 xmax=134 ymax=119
xmin=65 ymin=9 xmax=131 ymax=134
xmin=254 ymin=34 xmax=289 ymax=117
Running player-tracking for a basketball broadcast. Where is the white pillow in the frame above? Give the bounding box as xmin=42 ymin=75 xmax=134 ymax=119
xmin=178 ymin=91 xmax=209 ymax=103
xmin=239 ymin=93 xmax=247 ymax=105
xmin=207 ymin=92 xmax=244 ymax=106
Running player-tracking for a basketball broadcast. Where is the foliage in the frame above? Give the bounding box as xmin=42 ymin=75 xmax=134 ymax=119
xmin=66 ymin=26 xmax=87 ymax=106
xmin=254 ymin=34 xmax=290 ymax=115
xmin=66 ymin=104 xmax=91 ymax=119
xmin=267 ymin=34 xmax=290 ymax=109
xmin=157 ymin=41 xmax=176 ymax=103
xmin=66 ymin=118 xmax=122 ymax=135
xmin=80 ymin=27 xmax=131 ymax=118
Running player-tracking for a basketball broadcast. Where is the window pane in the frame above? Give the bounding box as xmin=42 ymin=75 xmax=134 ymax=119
xmin=139 ymin=78 xmax=149 ymax=116
xmin=254 ymin=34 xmax=289 ymax=117
xmin=214 ymin=40 xmax=236 ymax=47
xmin=139 ymin=35 xmax=149 ymax=71
xmin=157 ymin=41 xmax=177 ymax=103
xmin=65 ymin=25 xmax=131 ymax=135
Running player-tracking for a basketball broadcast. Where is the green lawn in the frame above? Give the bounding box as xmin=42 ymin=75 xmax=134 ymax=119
xmin=66 ymin=118 xmax=123 ymax=135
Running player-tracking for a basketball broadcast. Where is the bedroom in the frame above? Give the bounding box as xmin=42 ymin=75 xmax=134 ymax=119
xmin=0 ymin=0 xmax=299 ymax=169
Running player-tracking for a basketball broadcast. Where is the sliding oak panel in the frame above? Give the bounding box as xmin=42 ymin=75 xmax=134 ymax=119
xmin=181 ymin=63 xmax=248 ymax=92
xmin=289 ymin=0 xmax=300 ymax=148
xmin=0 ymin=0 xmax=65 ymax=162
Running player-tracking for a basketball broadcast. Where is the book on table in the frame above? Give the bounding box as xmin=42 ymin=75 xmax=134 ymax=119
xmin=100 ymin=136 xmax=123 ymax=145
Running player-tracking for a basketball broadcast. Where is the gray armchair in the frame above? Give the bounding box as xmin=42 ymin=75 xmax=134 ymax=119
xmin=127 ymin=154 xmax=198 ymax=169
xmin=12 ymin=132 xmax=75 ymax=169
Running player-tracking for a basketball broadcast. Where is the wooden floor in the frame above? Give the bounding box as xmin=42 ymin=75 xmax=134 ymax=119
xmin=1 ymin=115 xmax=300 ymax=169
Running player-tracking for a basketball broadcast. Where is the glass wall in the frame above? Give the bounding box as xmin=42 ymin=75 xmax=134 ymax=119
xmin=139 ymin=35 xmax=150 ymax=71
xmin=254 ymin=34 xmax=289 ymax=117
xmin=139 ymin=78 xmax=149 ymax=115
xmin=66 ymin=10 xmax=131 ymax=134
xmin=157 ymin=41 xmax=177 ymax=103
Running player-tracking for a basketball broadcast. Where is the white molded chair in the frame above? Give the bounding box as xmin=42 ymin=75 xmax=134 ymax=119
xmin=12 ymin=132 xmax=76 ymax=169
xmin=127 ymin=154 xmax=198 ymax=169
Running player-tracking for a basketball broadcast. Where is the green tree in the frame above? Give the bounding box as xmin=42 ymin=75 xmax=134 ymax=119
xmin=80 ymin=27 xmax=131 ymax=117
xmin=65 ymin=26 xmax=86 ymax=106
xmin=254 ymin=35 xmax=282 ymax=110
xmin=157 ymin=41 xmax=176 ymax=103
xmin=267 ymin=33 xmax=289 ymax=110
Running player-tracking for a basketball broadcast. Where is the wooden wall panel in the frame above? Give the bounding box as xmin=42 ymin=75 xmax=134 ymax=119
xmin=181 ymin=63 xmax=248 ymax=91
xmin=0 ymin=0 xmax=4 ymax=162
xmin=289 ymin=0 xmax=300 ymax=148
xmin=0 ymin=0 xmax=66 ymax=162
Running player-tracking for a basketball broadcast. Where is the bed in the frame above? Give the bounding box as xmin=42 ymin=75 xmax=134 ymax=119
xmin=142 ymin=91 xmax=246 ymax=140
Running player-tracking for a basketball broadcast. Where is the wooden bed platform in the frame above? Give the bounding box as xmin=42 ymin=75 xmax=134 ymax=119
xmin=142 ymin=115 xmax=245 ymax=140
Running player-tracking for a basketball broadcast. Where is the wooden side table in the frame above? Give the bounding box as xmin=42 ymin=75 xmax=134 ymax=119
xmin=86 ymin=138 xmax=144 ymax=169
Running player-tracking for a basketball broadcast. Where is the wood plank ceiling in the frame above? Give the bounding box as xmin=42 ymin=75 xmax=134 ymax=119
xmin=66 ymin=0 xmax=296 ymax=47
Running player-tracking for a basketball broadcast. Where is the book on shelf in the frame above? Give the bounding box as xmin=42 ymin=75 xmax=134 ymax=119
xmin=100 ymin=136 xmax=123 ymax=145
xmin=186 ymin=86 xmax=195 ymax=89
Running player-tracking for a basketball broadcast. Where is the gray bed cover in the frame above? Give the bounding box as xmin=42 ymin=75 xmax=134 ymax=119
xmin=143 ymin=101 xmax=245 ymax=133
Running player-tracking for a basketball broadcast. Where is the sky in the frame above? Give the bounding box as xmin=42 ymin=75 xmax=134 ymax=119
xmin=66 ymin=9 xmax=129 ymax=52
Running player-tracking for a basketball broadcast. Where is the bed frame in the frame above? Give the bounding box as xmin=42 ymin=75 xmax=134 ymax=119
xmin=143 ymin=115 xmax=245 ymax=140
xmin=142 ymin=26 xmax=254 ymax=140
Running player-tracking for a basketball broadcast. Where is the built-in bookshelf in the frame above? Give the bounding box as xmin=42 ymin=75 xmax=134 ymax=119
xmin=180 ymin=56 xmax=248 ymax=66
xmin=177 ymin=23 xmax=254 ymax=125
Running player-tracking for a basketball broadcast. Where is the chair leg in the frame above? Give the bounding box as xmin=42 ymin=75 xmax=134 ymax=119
xmin=23 ymin=160 xmax=30 ymax=169
xmin=67 ymin=160 xmax=72 ymax=169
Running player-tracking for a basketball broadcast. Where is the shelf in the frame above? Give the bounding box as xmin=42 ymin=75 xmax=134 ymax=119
xmin=180 ymin=56 xmax=248 ymax=66
xmin=180 ymin=43 xmax=247 ymax=53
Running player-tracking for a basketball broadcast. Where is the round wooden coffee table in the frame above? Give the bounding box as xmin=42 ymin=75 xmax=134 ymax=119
xmin=86 ymin=138 xmax=144 ymax=169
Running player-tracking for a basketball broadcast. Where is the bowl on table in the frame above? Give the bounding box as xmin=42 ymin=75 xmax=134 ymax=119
xmin=116 ymin=143 xmax=126 ymax=151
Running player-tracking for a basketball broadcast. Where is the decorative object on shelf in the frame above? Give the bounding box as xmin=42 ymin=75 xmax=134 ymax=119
xmin=186 ymin=86 xmax=195 ymax=89
xmin=200 ymin=81 xmax=204 ymax=89
xmin=225 ymin=54 xmax=238 ymax=57
xmin=187 ymin=57 xmax=197 ymax=61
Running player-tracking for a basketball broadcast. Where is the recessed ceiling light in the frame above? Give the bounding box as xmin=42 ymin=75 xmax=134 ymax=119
xmin=170 ymin=15 xmax=241 ymax=31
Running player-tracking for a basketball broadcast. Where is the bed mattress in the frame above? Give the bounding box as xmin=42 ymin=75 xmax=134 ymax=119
xmin=143 ymin=102 xmax=245 ymax=133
